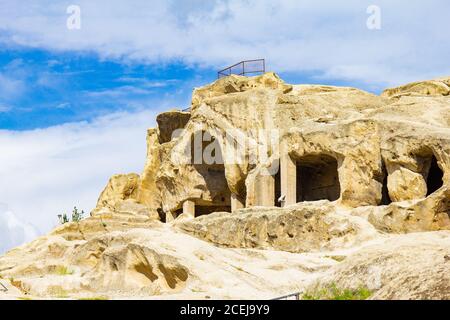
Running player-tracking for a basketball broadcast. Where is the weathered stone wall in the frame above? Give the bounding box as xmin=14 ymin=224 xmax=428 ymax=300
xmin=93 ymin=73 xmax=450 ymax=233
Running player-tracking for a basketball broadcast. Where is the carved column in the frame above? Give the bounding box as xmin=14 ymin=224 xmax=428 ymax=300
xmin=183 ymin=200 xmax=196 ymax=218
xmin=231 ymin=193 xmax=245 ymax=212
xmin=255 ymin=170 xmax=275 ymax=207
xmin=281 ymin=150 xmax=297 ymax=206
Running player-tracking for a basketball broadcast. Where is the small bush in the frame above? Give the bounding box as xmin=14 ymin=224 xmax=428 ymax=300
xmin=71 ymin=207 xmax=84 ymax=222
xmin=302 ymin=283 xmax=372 ymax=300
xmin=58 ymin=207 xmax=85 ymax=225
xmin=58 ymin=213 xmax=70 ymax=224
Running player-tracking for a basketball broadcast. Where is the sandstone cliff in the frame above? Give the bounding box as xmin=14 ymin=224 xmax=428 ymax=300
xmin=1 ymin=74 xmax=449 ymax=300
xmin=92 ymin=73 xmax=449 ymax=233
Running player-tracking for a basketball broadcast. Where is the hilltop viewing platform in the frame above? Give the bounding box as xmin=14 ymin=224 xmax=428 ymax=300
xmin=217 ymin=59 xmax=266 ymax=79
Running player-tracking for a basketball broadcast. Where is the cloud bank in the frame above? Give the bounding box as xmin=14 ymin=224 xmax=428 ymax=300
xmin=0 ymin=109 xmax=157 ymax=253
xmin=1 ymin=0 xmax=449 ymax=87
xmin=0 ymin=203 xmax=38 ymax=254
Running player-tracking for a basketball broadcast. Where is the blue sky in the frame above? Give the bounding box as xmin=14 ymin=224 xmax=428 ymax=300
xmin=1 ymin=0 xmax=449 ymax=130
xmin=0 ymin=49 xmax=215 ymax=130
xmin=0 ymin=48 xmax=379 ymax=131
xmin=0 ymin=0 xmax=449 ymax=253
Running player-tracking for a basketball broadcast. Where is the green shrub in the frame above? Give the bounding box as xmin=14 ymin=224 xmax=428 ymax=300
xmin=58 ymin=213 xmax=70 ymax=224
xmin=71 ymin=207 xmax=84 ymax=222
xmin=58 ymin=207 xmax=85 ymax=224
xmin=302 ymin=283 xmax=372 ymax=300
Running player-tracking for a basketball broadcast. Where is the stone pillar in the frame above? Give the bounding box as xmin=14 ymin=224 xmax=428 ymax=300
xmin=255 ymin=171 xmax=275 ymax=207
xmin=183 ymin=200 xmax=196 ymax=218
xmin=231 ymin=193 xmax=245 ymax=212
xmin=281 ymin=151 xmax=297 ymax=206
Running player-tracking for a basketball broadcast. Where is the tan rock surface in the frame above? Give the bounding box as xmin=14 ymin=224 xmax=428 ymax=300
xmin=156 ymin=110 xmax=191 ymax=144
xmin=90 ymin=73 xmax=449 ymax=234
xmin=1 ymin=73 xmax=450 ymax=300
xmin=92 ymin=174 xmax=141 ymax=215
xmin=306 ymin=231 xmax=450 ymax=300
xmin=0 ymin=209 xmax=336 ymax=299
xmin=1 ymin=207 xmax=448 ymax=299
xmin=175 ymin=202 xmax=380 ymax=253
xmin=368 ymin=188 xmax=450 ymax=233
xmin=382 ymin=77 xmax=450 ymax=99
xmin=0 ymin=279 xmax=22 ymax=300
xmin=387 ymin=167 xmax=427 ymax=202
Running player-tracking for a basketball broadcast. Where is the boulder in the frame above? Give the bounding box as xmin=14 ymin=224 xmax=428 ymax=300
xmin=175 ymin=202 xmax=380 ymax=253
xmin=92 ymin=174 xmax=140 ymax=215
xmin=306 ymin=231 xmax=450 ymax=300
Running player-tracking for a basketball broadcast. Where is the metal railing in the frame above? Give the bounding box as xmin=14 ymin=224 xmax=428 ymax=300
xmin=0 ymin=282 xmax=8 ymax=292
xmin=272 ymin=292 xmax=302 ymax=300
xmin=218 ymin=59 xmax=266 ymax=79
xmin=178 ymin=59 xmax=266 ymax=112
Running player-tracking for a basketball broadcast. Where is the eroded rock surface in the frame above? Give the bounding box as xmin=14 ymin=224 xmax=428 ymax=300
xmin=97 ymin=73 xmax=449 ymax=233
xmin=92 ymin=174 xmax=141 ymax=215
xmin=306 ymin=231 xmax=450 ymax=300
xmin=0 ymin=208 xmax=334 ymax=299
xmin=175 ymin=202 xmax=379 ymax=253
xmin=1 ymin=74 xmax=449 ymax=299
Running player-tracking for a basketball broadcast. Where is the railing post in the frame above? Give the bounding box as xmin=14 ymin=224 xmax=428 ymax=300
xmin=0 ymin=282 xmax=8 ymax=292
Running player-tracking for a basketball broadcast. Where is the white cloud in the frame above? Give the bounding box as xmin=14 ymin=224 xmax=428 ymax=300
xmin=54 ymin=102 xmax=70 ymax=109
xmin=85 ymin=85 xmax=154 ymax=98
xmin=116 ymin=77 xmax=179 ymax=88
xmin=0 ymin=109 xmax=159 ymax=253
xmin=0 ymin=203 xmax=38 ymax=254
xmin=0 ymin=0 xmax=449 ymax=87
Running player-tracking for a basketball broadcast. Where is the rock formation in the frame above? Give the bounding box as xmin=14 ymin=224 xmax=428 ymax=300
xmin=1 ymin=73 xmax=449 ymax=300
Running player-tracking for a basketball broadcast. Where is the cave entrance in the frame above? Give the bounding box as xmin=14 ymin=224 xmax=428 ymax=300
xmin=274 ymin=169 xmax=282 ymax=207
xmin=380 ymin=162 xmax=392 ymax=205
xmin=194 ymin=204 xmax=232 ymax=217
xmin=174 ymin=208 xmax=183 ymax=219
xmin=425 ymin=155 xmax=444 ymax=196
xmin=296 ymin=154 xmax=341 ymax=202
xmin=189 ymin=131 xmax=232 ymax=217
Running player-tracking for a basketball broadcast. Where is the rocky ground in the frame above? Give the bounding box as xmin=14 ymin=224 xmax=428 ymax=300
xmin=1 ymin=74 xmax=449 ymax=300
xmin=0 ymin=201 xmax=448 ymax=300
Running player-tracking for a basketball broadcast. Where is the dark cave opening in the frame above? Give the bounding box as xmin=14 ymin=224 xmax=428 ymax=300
xmin=274 ymin=169 xmax=282 ymax=207
xmin=380 ymin=162 xmax=392 ymax=205
xmin=296 ymin=154 xmax=341 ymax=202
xmin=426 ymin=155 xmax=444 ymax=196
